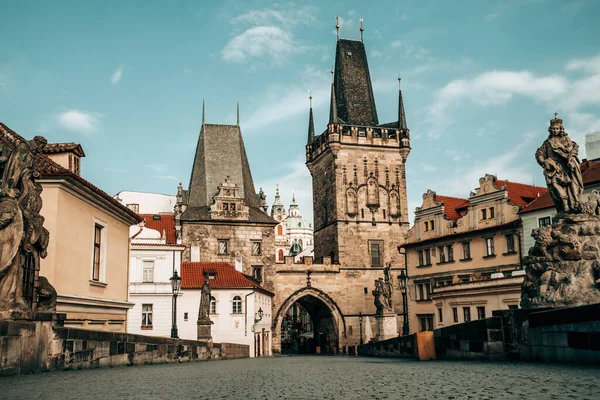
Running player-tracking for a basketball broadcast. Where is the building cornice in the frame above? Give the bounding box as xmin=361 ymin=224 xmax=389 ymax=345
xmin=57 ymin=294 xmax=134 ymax=310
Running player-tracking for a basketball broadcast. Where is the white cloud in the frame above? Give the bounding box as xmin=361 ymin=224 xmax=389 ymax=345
xmin=111 ymin=65 xmax=123 ymax=85
xmin=57 ymin=110 xmax=102 ymax=134
xmin=566 ymin=55 xmax=600 ymax=74
xmin=445 ymin=149 xmax=462 ymax=162
xmin=420 ymin=163 xmax=438 ymax=172
xmin=157 ymin=175 xmax=179 ymax=181
xmin=231 ymin=6 xmax=316 ymax=28
xmin=390 ymin=40 xmax=430 ymax=59
xmin=222 ymin=26 xmax=303 ymax=64
xmin=146 ymin=163 xmax=167 ymax=173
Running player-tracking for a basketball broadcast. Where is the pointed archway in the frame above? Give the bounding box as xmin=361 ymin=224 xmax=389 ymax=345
xmin=273 ymin=287 xmax=346 ymax=354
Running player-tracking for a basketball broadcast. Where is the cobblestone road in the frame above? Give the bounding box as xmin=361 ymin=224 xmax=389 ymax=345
xmin=2 ymin=356 xmax=600 ymax=400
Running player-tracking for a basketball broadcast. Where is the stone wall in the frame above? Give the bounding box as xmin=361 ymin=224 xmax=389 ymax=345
xmin=433 ymin=317 xmax=506 ymax=361
xmin=357 ymin=333 xmax=417 ymax=358
xmin=0 ymin=318 xmax=249 ymax=376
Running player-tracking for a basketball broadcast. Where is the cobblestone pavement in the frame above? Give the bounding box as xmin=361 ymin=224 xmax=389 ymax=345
xmin=2 ymin=356 xmax=600 ymax=400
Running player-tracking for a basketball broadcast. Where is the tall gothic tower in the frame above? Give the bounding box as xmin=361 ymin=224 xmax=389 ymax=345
xmin=306 ymin=36 xmax=411 ymax=268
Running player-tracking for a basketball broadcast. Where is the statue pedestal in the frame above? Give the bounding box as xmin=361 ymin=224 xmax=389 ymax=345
xmin=523 ymin=214 xmax=600 ymax=308
xmin=197 ymin=318 xmax=213 ymax=342
xmin=375 ymin=313 xmax=397 ymax=342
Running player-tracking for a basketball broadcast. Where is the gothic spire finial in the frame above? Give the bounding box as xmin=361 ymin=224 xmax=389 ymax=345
xmin=202 ymin=99 xmax=205 ymax=126
xmin=398 ymin=75 xmax=407 ymax=130
xmin=237 ymin=102 xmax=240 ymax=126
xmin=359 ymin=18 xmax=364 ymax=42
xmin=336 ymin=16 xmax=340 ymax=41
xmin=309 ymin=90 xmax=312 ymax=108
xmin=331 ymin=67 xmax=334 ymax=83
xmin=554 ymin=112 xmax=558 ymax=119
xmin=307 ymin=93 xmax=315 ymax=145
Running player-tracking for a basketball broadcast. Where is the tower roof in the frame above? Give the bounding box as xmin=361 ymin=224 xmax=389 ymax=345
xmin=332 ymin=39 xmax=378 ymax=126
xmin=182 ymin=123 xmax=274 ymax=223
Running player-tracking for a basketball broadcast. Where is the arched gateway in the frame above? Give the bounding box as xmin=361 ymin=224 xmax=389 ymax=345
xmin=273 ymin=287 xmax=346 ymax=354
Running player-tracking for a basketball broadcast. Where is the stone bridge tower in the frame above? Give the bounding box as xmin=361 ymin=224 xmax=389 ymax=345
xmin=271 ymin=27 xmax=412 ymax=354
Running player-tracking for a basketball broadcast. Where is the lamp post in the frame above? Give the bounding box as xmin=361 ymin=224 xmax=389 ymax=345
xmin=359 ymin=312 xmax=364 ymax=345
xmin=254 ymin=307 xmax=264 ymax=324
xmin=170 ymin=270 xmax=182 ymax=339
xmin=398 ymin=246 xmax=410 ymax=336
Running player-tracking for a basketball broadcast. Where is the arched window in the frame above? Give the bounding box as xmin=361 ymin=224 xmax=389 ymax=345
xmin=278 ymin=249 xmax=284 ymax=262
xmin=210 ymin=296 xmax=216 ymax=314
xmin=232 ymin=296 xmax=242 ymax=314
xmin=277 ymin=225 xmax=283 ymax=236
xmin=298 ymin=239 xmax=303 ymax=248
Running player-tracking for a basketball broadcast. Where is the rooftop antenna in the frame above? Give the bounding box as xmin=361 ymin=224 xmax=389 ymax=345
xmin=359 ymin=18 xmax=364 ymax=42
xmin=336 ymin=16 xmax=340 ymax=41
xmin=236 ymin=101 xmax=240 ymax=126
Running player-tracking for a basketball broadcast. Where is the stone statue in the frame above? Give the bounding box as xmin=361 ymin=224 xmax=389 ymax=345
xmin=372 ymin=280 xmax=384 ymax=315
xmin=535 ymin=114 xmax=583 ymax=214
xmin=522 ymin=115 xmax=600 ymax=308
xmin=198 ymin=272 xmax=211 ymax=321
xmin=0 ymin=135 xmax=55 ymax=314
xmin=382 ymin=263 xmax=394 ymax=311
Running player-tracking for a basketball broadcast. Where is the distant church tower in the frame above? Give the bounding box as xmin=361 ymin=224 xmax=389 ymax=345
xmin=271 ymin=184 xmax=286 ymax=223
xmin=306 ymin=32 xmax=411 ymax=267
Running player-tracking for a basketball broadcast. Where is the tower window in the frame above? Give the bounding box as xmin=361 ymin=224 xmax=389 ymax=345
xmin=361 ymin=209 xmax=364 ymax=218
xmin=369 ymin=240 xmax=383 ymax=267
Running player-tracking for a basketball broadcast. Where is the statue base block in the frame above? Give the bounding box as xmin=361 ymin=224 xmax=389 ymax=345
xmin=522 ymin=214 xmax=600 ymax=308
xmin=197 ymin=318 xmax=213 ymax=342
xmin=375 ymin=313 xmax=397 ymax=342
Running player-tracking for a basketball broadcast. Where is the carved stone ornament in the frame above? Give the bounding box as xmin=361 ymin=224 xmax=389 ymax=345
xmin=372 ymin=264 xmax=394 ymax=315
xmin=0 ymin=135 xmax=56 ymax=314
xmin=198 ymin=272 xmax=211 ymax=321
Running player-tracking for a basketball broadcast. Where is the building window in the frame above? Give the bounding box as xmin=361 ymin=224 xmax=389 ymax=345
xmin=485 ymin=237 xmax=495 ymax=256
xmin=92 ymin=224 xmax=104 ymax=282
xmin=361 ymin=209 xmax=365 ymax=218
xmin=438 ymin=308 xmax=443 ymax=323
xmin=430 ymin=220 xmax=435 ymax=231
xmin=218 ymin=240 xmax=229 ymax=255
xmin=349 ymin=326 xmax=353 ymax=336
xmin=383 ymin=209 xmax=386 ymax=219
xmin=142 ymin=304 xmax=153 ymax=327
xmin=463 ymin=307 xmax=471 ymax=322
xmin=223 ymin=203 xmax=229 ymax=211
xmin=459 ymin=274 xmax=470 ymax=283
xmin=489 ymin=207 xmax=495 ymax=219
xmin=424 ymin=221 xmax=428 ymax=232
xmin=505 ymin=234 xmax=515 ymax=253
xmin=278 ymin=249 xmax=284 ymax=262
xmin=418 ymin=315 xmax=434 ymax=331
xmin=452 ymin=307 xmax=458 ymax=323
xmin=252 ymin=266 xmax=262 ymax=283
xmin=184 ymin=312 xmax=189 ymax=321
xmin=210 ymin=296 xmax=217 ymax=314
xmin=438 ymin=246 xmax=446 ymax=263
xmin=252 ymin=241 xmax=262 ymax=256
xmin=481 ymin=208 xmax=487 ymax=220
xmin=477 ymin=306 xmax=486 ymax=320
xmin=416 ymin=282 xmax=431 ymax=301
xmin=277 ymin=225 xmax=283 ymax=235
xmin=434 ymin=277 xmax=453 ymax=288
xmin=417 ymin=248 xmax=431 ymax=267
xmin=191 ymin=245 xmax=201 ymax=262
xmin=462 ymin=242 xmax=471 ymax=260
xmin=142 ymin=260 xmax=154 ymax=283
xmin=232 ymin=296 xmax=242 ymax=314
xmin=538 ymin=217 xmax=551 ymax=227
xmin=369 ymin=241 xmax=383 ymax=266
xmin=447 ymin=245 xmax=454 ymax=262
xmin=73 ymin=156 xmax=81 ymax=176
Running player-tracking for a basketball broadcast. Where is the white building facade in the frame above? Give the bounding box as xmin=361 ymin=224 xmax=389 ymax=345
xmin=179 ymin=262 xmax=274 ymax=357
xmin=271 ymin=187 xmax=314 ymax=262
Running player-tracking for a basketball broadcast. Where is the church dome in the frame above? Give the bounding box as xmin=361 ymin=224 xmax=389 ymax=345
xmin=286 ymin=216 xmax=312 ymax=230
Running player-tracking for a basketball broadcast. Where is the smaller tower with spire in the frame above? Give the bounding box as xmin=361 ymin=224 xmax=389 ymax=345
xmin=307 ymin=92 xmax=315 ymax=145
xmin=271 ymin=184 xmax=286 ymax=222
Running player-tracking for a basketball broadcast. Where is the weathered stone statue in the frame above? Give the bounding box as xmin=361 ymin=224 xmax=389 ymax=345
xmin=198 ymin=272 xmax=211 ymax=321
xmin=522 ymin=115 xmax=600 ymax=308
xmin=0 ymin=135 xmax=55 ymax=314
xmin=535 ymin=114 xmax=583 ymax=214
xmin=372 ymin=280 xmax=383 ymax=315
xmin=382 ymin=263 xmax=394 ymax=311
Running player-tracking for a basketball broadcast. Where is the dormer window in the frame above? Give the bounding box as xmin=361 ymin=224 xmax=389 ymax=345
xmin=73 ymin=155 xmax=80 ymax=175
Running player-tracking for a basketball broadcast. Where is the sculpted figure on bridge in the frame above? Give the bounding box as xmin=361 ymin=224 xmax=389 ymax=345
xmin=198 ymin=272 xmax=211 ymax=321
xmin=0 ymin=134 xmax=55 ymax=313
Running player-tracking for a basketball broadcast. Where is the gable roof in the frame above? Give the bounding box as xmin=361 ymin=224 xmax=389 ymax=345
xmin=333 ymin=39 xmax=378 ymax=126
xmin=182 ymin=123 xmax=275 ymax=224
xmin=495 ymin=180 xmax=547 ymax=207
xmin=180 ymin=262 xmax=273 ymax=295
xmin=436 ymin=195 xmax=470 ymax=221
xmin=139 ymin=214 xmax=176 ymax=244
xmin=43 ymin=142 xmax=85 ymax=157
xmin=0 ymin=122 xmax=142 ymax=224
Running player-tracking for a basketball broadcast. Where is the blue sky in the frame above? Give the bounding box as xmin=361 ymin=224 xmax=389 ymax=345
xmin=2 ymin=0 xmax=600 ymax=223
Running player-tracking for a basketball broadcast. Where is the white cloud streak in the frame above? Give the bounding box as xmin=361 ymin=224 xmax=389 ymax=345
xmin=57 ymin=110 xmax=102 ymax=134
xmin=111 ymin=65 xmax=123 ymax=84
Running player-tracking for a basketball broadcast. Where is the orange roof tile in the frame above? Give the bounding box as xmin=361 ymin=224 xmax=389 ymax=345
xmin=180 ymin=262 xmax=273 ymax=295
xmin=495 ymin=180 xmax=547 ymax=207
xmin=139 ymin=214 xmax=176 ymax=244
xmin=436 ymin=195 xmax=470 ymax=221
xmin=520 ymin=192 xmax=554 ymax=214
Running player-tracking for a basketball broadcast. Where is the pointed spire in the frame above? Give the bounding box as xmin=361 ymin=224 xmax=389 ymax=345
xmin=307 ymin=91 xmax=315 ymax=145
xmin=398 ymin=76 xmax=407 ymax=130
xmin=335 ymin=16 xmax=340 ymax=41
xmin=292 ymin=189 xmax=296 ymax=204
xmin=359 ymin=18 xmax=364 ymax=43
xmin=236 ymin=102 xmax=240 ymax=126
xmin=202 ymin=99 xmax=205 ymax=126
xmin=329 ymin=81 xmax=338 ymax=124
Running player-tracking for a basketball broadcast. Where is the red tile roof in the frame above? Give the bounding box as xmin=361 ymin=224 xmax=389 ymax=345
xmin=404 ymin=220 xmax=521 ymax=247
xmin=139 ymin=214 xmax=176 ymax=244
xmin=495 ymin=180 xmax=547 ymax=207
xmin=43 ymin=142 xmax=85 ymax=157
xmin=520 ymin=192 xmax=554 ymax=214
xmin=0 ymin=122 xmax=142 ymax=224
xmin=436 ymin=195 xmax=470 ymax=221
xmin=180 ymin=262 xmax=273 ymax=295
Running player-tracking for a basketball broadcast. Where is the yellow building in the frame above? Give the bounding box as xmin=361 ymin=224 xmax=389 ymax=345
xmin=401 ymin=174 xmax=546 ymax=332
xmin=1 ymin=123 xmax=142 ymax=332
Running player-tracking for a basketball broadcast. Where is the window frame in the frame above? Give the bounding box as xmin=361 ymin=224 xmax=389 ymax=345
xmin=91 ymin=219 xmax=107 ymax=283
xmin=452 ymin=307 xmax=458 ymax=323
xmin=415 ymin=281 xmax=431 ymax=301
xmin=481 ymin=208 xmax=487 ymax=220
xmin=461 ymin=241 xmax=471 ymax=260
xmin=463 ymin=307 xmax=471 ymax=322
xmin=418 ymin=314 xmax=434 ymax=332
xmin=142 ymin=260 xmax=155 ymax=283
xmin=210 ymin=296 xmax=217 ymax=315
xmin=505 ymin=233 xmax=516 ymax=254
xmin=369 ymin=240 xmax=383 ymax=267
xmin=218 ymin=239 xmax=229 ymax=255
xmin=232 ymin=295 xmax=243 ymax=314
xmin=477 ymin=306 xmax=486 ymax=320
xmin=141 ymin=304 xmax=153 ymax=328
xmin=484 ymin=236 xmax=495 ymax=257
xmin=252 ymin=266 xmax=263 ymax=283
xmin=251 ymin=241 xmax=262 ymax=256
xmin=538 ymin=216 xmax=552 ymax=227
